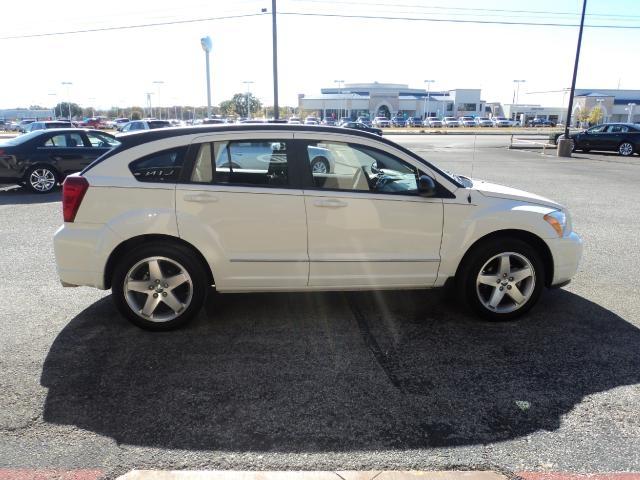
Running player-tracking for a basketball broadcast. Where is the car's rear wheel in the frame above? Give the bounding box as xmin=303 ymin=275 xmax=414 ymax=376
xmin=112 ymin=243 xmax=208 ymax=331
xmin=619 ymin=142 xmax=634 ymax=156
xmin=459 ymin=237 xmax=544 ymax=321
xmin=25 ymin=166 xmax=58 ymax=193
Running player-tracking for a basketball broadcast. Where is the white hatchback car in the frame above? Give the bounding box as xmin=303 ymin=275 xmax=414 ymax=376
xmin=54 ymin=125 xmax=582 ymax=330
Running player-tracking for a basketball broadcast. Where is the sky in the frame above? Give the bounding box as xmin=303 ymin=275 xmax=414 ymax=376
xmin=1 ymin=0 xmax=639 ymax=112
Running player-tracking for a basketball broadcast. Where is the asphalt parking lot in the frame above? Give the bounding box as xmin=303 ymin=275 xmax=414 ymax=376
xmin=1 ymin=134 xmax=639 ymax=478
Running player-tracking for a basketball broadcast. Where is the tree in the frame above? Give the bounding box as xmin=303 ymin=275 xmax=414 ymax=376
xmin=219 ymin=93 xmax=262 ymax=118
xmin=54 ymin=102 xmax=82 ymax=119
xmin=588 ymin=106 xmax=604 ymax=125
xmin=130 ymin=108 xmax=144 ymax=120
xmin=575 ymin=108 xmax=590 ymax=127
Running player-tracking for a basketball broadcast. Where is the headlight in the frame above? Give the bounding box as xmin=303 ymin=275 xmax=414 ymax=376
xmin=544 ymin=210 xmax=567 ymax=237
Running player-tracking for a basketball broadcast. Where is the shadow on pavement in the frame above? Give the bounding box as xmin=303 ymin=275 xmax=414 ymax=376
xmin=0 ymin=185 xmax=61 ymax=205
xmin=41 ymin=288 xmax=640 ymax=451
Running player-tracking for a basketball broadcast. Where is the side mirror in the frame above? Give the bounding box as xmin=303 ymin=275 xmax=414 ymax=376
xmin=418 ymin=175 xmax=436 ymax=197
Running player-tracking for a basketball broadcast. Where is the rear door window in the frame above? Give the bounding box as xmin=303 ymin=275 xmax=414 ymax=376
xmin=190 ymin=140 xmax=290 ymax=187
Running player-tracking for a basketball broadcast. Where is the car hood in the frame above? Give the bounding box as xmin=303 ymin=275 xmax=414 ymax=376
xmin=471 ymin=179 xmax=562 ymax=209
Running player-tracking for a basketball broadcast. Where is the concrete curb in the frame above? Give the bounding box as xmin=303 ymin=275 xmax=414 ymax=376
xmin=116 ymin=471 xmax=507 ymax=480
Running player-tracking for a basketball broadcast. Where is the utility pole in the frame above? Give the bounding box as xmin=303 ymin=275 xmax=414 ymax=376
xmin=272 ymin=0 xmax=280 ymax=119
xmin=559 ymin=0 xmax=588 ymax=156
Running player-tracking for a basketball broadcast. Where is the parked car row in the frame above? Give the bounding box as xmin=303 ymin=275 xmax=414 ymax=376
xmin=300 ymin=116 xmax=559 ymax=128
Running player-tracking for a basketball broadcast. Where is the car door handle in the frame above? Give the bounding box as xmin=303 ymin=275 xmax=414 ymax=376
xmin=314 ymin=199 xmax=347 ymax=208
xmin=184 ymin=193 xmax=219 ymax=203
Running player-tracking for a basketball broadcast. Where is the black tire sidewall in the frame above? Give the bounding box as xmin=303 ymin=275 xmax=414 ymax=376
xmin=460 ymin=238 xmax=545 ymax=321
xmin=111 ymin=242 xmax=208 ymax=331
xmin=25 ymin=165 xmax=58 ymax=194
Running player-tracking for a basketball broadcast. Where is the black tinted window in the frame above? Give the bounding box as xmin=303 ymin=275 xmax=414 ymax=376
xmin=148 ymin=121 xmax=171 ymax=129
xmin=129 ymin=147 xmax=186 ymax=183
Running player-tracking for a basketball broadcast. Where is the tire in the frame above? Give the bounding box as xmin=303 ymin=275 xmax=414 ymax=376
xmin=111 ymin=242 xmax=208 ymax=331
xmin=618 ymin=142 xmax=634 ymax=157
xmin=25 ymin=165 xmax=58 ymax=193
xmin=310 ymin=156 xmax=330 ymax=174
xmin=458 ymin=237 xmax=544 ymax=321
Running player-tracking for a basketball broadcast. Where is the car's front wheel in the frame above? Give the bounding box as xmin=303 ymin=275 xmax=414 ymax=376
xmin=459 ymin=238 xmax=544 ymax=321
xmin=619 ymin=142 xmax=634 ymax=156
xmin=112 ymin=242 xmax=208 ymax=331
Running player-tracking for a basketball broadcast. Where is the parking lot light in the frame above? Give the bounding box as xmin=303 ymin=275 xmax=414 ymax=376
xmin=424 ymin=80 xmax=435 ymax=119
xmin=61 ymin=81 xmax=73 ymax=121
xmin=626 ymin=103 xmax=636 ymax=123
xmin=200 ymin=36 xmax=213 ymax=119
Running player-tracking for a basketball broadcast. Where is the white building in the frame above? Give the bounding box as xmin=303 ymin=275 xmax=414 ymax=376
xmin=573 ymin=89 xmax=640 ymax=124
xmin=298 ymin=82 xmax=486 ymax=120
xmin=502 ymin=104 xmax=567 ymax=124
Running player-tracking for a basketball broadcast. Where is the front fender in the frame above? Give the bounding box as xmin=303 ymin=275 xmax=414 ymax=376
xmin=437 ymin=198 xmax=558 ymax=283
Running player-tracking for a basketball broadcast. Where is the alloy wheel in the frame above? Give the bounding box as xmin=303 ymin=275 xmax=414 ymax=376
xmin=124 ymin=256 xmax=193 ymax=322
xmin=476 ymin=252 xmax=536 ymax=314
xmin=311 ymin=160 xmax=328 ymax=174
xmin=29 ymin=168 xmax=56 ymax=192
xmin=619 ymin=142 xmax=634 ymax=156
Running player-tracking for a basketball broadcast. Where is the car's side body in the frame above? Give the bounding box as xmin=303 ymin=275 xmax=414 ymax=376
xmin=0 ymin=129 xmax=118 ymax=186
xmin=54 ymin=125 xmax=581 ymax=302
xmin=571 ymin=123 xmax=640 ymax=154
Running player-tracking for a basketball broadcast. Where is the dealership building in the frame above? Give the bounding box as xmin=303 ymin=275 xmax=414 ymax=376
xmin=298 ymin=82 xmax=487 ymax=120
xmin=571 ymin=89 xmax=640 ymax=123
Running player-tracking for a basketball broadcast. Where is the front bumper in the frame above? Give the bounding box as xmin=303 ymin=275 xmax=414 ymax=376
xmin=547 ymin=231 xmax=583 ymax=286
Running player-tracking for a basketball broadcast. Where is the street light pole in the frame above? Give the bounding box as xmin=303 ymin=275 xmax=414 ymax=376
xmin=145 ymin=92 xmax=153 ymax=118
xmin=243 ymin=81 xmax=254 ymax=118
xmin=626 ymin=103 xmax=636 ymax=123
xmin=200 ymin=36 xmax=213 ymax=119
xmin=271 ymin=0 xmax=280 ymax=119
xmin=334 ymin=80 xmax=344 ymax=120
xmin=48 ymin=93 xmax=57 ymax=118
xmin=61 ymin=82 xmax=72 ymax=121
xmin=596 ymin=98 xmax=604 ymax=124
xmin=152 ymin=81 xmax=164 ymax=119
xmin=424 ymin=80 xmax=434 ymax=119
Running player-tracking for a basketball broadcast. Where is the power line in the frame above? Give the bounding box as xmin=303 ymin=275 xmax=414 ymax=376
xmin=0 ymin=12 xmax=267 ymax=40
xmin=289 ymin=0 xmax=640 ymax=20
xmin=278 ymin=11 xmax=640 ymax=29
xmin=2 ymin=7 xmax=639 ymax=41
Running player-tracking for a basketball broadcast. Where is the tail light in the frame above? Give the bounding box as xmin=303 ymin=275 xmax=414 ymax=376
xmin=62 ymin=176 xmax=89 ymax=222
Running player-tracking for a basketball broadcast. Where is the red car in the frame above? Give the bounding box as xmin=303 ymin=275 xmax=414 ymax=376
xmin=79 ymin=117 xmax=106 ymax=129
